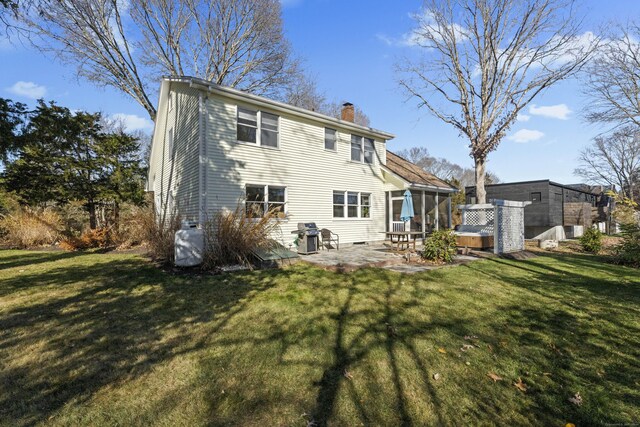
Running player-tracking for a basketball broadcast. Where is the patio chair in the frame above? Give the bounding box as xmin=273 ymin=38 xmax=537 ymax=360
xmin=320 ymin=228 xmax=339 ymax=250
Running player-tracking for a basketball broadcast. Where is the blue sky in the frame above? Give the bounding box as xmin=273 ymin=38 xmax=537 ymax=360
xmin=2 ymin=0 xmax=639 ymax=184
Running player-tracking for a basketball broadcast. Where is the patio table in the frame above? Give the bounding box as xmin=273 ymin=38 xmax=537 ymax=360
xmin=380 ymin=231 xmax=424 ymax=252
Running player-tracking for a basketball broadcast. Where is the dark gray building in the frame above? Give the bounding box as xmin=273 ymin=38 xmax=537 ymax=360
xmin=465 ymin=180 xmax=609 ymax=238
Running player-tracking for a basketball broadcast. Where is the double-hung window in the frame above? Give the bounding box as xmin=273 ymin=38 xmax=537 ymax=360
xmin=351 ymin=134 xmax=375 ymax=164
xmin=325 ymin=128 xmax=337 ymax=151
xmin=237 ymin=107 xmax=279 ymax=148
xmin=246 ymin=185 xmax=286 ymax=218
xmin=333 ymin=191 xmax=372 ymax=218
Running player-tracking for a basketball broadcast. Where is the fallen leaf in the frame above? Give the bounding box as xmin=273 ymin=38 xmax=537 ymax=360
xmin=487 ymin=372 xmax=503 ymax=382
xmin=438 ymin=348 xmax=447 ymax=354
xmin=464 ymin=335 xmax=478 ymax=341
xmin=432 ymin=373 xmax=441 ymax=381
xmin=514 ymin=377 xmax=527 ymax=392
xmin=568 ymin=392 xmax=583 ymax=406
xmin=343 ymin=369 xmax=353 ymax=380
xmin=460 ymin=344 xmax=474 ymax=352
xmin=565 ymin=423 xmax=576 ymax=427
xmin=543 ymin=372 xmax=552 ymax=376
xmin=487 ymin=344 xmax=494 ymax=353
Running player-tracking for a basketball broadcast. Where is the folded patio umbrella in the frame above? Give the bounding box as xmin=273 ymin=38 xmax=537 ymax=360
xmin=400 ymin=189 xmax=415 ymax=222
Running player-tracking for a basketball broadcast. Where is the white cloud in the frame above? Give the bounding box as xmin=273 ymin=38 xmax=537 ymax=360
xmin=517 ymin=114 xmax=531 ymax=122
xmin=110 ymin=113 xmax=154 ymax=132
xmin=529 ymin=104 xmax=571 ymax=120
xmin=508 ymin=129 xmax=544 ymax=143
xmin=7 ymin=81 xmax=47 ymax=99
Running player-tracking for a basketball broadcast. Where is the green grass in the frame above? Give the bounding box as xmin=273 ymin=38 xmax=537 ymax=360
xmin=0 ymin=250 xmax=638 ymax=426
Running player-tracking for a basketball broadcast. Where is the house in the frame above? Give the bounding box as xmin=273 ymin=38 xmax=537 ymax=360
xmin=147 ymin=76 xmax=457 ymax=245
xmin=465 ymin=180 xmax=611 ymax=238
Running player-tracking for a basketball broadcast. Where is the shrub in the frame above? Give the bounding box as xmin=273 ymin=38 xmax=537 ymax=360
xmin=421 ymin=229 xmax=457 ymax=263
xmin=59 ymin=227 xmax=114 ymax=251
xmin=613 ymin=223 xmax=640 ymax=268
xmin=112 ymin=204 xmax=151 ymax=249
xmin=0 ymin=207 xmax=62 ymax=248
xmin=137 ymin=204 xmax=182 ymax=264
xmin=203 ymin=202 xmax=282 ymax=268
xmin=579 ymin=227 xmax=602 ymax=254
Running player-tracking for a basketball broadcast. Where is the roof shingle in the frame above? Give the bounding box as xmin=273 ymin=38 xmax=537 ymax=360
xmin=385 ymin=151 xmax=455 ymax=190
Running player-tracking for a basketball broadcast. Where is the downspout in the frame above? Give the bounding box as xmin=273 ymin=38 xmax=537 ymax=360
xmin=198 ymin=92 xmax=207 ymax=225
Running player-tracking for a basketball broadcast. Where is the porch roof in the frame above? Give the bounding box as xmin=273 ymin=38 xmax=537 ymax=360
xmin=384 ymin=151 xmax=457 ymax=193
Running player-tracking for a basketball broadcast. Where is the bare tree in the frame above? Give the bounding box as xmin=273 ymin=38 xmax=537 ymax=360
xmin=584 ymin=23 xmax=640 ymax=128
xmin=574 ymin=126 xmax=640 ymax=202
xmin=17 ymin=0 xmax=298 ymax=121
xmin=285 ymin=72 xmax=326 ymax=112
xmin=398 ymin=146 xmax=499 ymax=187
xmin=397 ymin=0 xmax=596 ymax=203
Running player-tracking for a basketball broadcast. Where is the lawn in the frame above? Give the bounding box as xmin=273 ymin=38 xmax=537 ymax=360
xmin=0 ymin=250 xmax=638 ymax=426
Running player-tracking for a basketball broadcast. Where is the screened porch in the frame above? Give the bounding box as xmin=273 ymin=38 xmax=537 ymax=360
xmin=385 ymin=189 xmax=453 ymax=239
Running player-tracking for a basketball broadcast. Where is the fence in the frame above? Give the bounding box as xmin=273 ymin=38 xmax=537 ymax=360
xmin=458 ymin=200 xmax=531 ymax=254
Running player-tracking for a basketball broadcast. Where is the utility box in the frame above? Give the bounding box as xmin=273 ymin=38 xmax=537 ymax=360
xmin=175 ymin=221 xmax=204 ymax=267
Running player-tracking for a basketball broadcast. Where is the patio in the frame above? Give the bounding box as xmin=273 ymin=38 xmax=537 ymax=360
xmin=302 ymin=243 xmax=481 ymax=273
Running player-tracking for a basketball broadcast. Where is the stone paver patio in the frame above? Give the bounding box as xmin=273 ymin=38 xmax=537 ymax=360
xmin=301 ymin=243 xmax=481 ymax=273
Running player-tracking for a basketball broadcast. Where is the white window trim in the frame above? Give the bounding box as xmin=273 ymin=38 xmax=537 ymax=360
xmin=236 ymin=106 xmax=280 ymax=149
xmin=332 ymin=190 xmax=372 ymax=220
xmin=350 ymin=134 xmax=375 ymax=165
xmin=245 ymin=184 xmax=288 ymax=219
xmin=324 ymin=127 xmax=337 ymax=152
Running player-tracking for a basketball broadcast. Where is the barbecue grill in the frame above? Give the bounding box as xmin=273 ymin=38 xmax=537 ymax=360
xmin=291 ymin=222 xmax=320 ymax=254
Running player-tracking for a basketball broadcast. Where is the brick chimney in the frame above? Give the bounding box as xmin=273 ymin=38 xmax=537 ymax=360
xmin=341 ymin=102 xmax=354 ymax=122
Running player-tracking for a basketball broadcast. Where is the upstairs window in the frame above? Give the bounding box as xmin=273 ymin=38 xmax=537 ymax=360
xmin=325 ymin=128 xmax=337 ymax=151
xmin=237 ymin=107 xmax=279 ymax=148
xmin=237 ymin=108 xmax=258 ymax=144
xmin=351 ymin=134 xmax=375 ymax=164
xmin=261 ymin=112 xmax=279 ymax=148
xmin=364 ymin=138 xmax=374 ymax=164
xmin=351 ymin=135 xmax=362 ymax=162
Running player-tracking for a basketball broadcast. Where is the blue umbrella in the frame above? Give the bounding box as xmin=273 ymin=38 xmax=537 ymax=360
xmin=400 ymin=189 xmax=415 ymax=222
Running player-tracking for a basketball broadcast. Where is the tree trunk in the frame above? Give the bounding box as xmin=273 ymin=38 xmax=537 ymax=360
xmin=474 ymin=156 xmax=487 ymax=204
xmin=88 ymin=201 xmax=97 ymax=229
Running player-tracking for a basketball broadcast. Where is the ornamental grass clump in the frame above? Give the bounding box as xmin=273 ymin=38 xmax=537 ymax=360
xmin=579 ymin=227 xmax=602 ymax=254
xmin=203 ymin=201 xmax=282 ymax=268
xmin=0 ymin=207 xmax=62 ymax=248
xmin=421 ymin=229 xmax=457 ymax=263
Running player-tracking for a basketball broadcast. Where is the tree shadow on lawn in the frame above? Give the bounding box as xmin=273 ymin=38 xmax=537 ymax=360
xmin=0 ymin=250 xmax=84 ymax=272
xmin=461 ymin=253 xmax=640 ymax=425
xmin=199 ymin=257 xmax=639 ymax=426
xmin=0 ymin=253 xmax=293 ymax=426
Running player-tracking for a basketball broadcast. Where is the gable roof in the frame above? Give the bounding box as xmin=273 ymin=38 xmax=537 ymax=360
xmin=385 ymin=151 xmax=457 ymax=191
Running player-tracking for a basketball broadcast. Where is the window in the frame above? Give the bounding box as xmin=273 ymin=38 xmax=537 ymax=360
xmin=333 ymin=191 xmax=345 ymax=217
xmin=347 ymin=192 xmax=358 ymax=217
xmin=168 ymin=92 xmax=173 ymax=111
xmin=333 ymin=191 xmax=372 ymax=218
xmin=351 ymin=135 xmax=362 ymax=162
xmin=364 ymin=138 xmax=374 ymax=164
xmin=237 ymin=108 xmax=258 ymax=144
xmin=361 ymin=193 xmax=370 ymax=218
xmin=261 ymin=112 xmax=279 ymax=148
xmin=237 ymin=107 xmax=279 ymax=148
xmin=531 ymin=192 xmax=542 ymax=203
xmin=350 ymin=134 xmax=375 ymax=164
xmin=246 ymin=185 xmax=286 ymax=218
xmin=325 ymin=128 xmax=337 ymax=151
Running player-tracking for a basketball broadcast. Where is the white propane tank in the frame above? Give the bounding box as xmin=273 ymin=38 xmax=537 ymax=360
xmin=174 ymin=221 xmax=204 ymax=267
